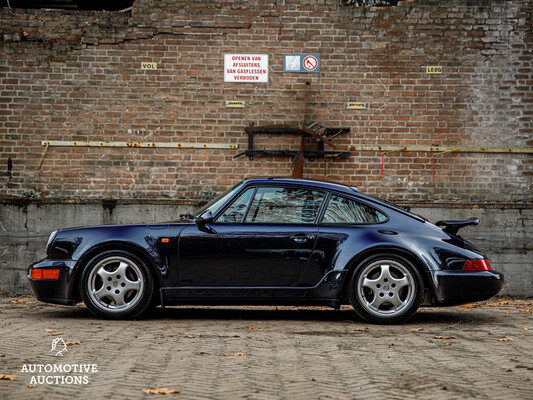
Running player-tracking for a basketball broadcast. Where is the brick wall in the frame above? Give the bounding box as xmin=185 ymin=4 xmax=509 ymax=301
xmin=0 ymin=0 xmax=532 ymax=203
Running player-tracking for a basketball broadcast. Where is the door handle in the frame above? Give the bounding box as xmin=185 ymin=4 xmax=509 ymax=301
xmin=290 ymin=233 xmax=315 ymax=243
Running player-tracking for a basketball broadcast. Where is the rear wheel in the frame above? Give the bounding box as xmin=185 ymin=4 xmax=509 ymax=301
xmin=348 ymin=254 xmax=423 ymax=324
xmin=79 ymin=250 xmax=154 ymax=319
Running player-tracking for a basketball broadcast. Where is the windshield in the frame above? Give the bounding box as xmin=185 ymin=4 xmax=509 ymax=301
xmin=193 ymin=181 xmax=244 ymax=218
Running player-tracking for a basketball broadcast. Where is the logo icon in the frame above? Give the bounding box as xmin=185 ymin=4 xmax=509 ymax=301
xmin=51 ymin=338 xmax=67 ymax=357
xmin=303 ymin=56 xmax=318 ymax=71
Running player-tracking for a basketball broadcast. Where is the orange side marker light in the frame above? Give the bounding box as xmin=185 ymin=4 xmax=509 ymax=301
xmin=30 ymin=269 xmax=60 ymax=280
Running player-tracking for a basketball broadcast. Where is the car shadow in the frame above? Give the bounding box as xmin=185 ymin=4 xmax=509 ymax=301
xmin=44 ymin=304 xmax=496 ymax=326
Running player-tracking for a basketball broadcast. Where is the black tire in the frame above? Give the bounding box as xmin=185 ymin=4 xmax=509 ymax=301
xmin=348 ymin=253 xmax=423 ymax=324
xmin=79 ymin=250 xmax=154 ymax=319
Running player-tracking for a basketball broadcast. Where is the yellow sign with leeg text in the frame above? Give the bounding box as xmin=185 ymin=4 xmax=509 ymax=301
xmin=426 ymin=66 xmax=442 ymax=74
xmin=141 ymin=62 xmax=158 ymax=70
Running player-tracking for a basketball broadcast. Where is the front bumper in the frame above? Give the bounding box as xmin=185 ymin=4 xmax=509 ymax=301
xmin=28 ymin=259 xmax=78 ymax=306
xmin=429 ymin=270 xmax=504 ymax=306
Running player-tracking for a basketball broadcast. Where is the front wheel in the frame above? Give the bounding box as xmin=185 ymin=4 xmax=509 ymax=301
xmin=348 ymin=254 xmax=423 ymax=324
xmin=79 ymin=250 xmax=154 ymax=319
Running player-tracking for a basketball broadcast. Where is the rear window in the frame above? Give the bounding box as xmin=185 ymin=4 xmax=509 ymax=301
xmin=322 ymin=195 xmax=387 ymax=224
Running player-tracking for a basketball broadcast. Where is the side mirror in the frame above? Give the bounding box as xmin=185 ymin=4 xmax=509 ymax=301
xmin=196 ymin=210 xmax=213 ymax=225
xmin=196 ymin=210 xmax=215 ymax=233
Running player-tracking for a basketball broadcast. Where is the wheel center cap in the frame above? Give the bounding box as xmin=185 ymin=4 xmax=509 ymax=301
xmin=113 ymin=281 xmax=118 ymax=287
xmin=383 ymin=285 xmax=389 ymax=291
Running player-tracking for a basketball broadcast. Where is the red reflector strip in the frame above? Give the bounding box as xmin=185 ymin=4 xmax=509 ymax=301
xmin=30 ymin=269 xmax=60 ymax=280
xmin=462 ymin=259 xmax=491 ymax=271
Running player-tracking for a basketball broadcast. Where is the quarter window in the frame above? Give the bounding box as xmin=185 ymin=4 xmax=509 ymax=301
xmin=322 ymin=195 xmax=387 ymax=224
xmin=216 ymin=188 xmax=255 ymax=223
xmin=245 ymin=187 xmax=325 ymax=224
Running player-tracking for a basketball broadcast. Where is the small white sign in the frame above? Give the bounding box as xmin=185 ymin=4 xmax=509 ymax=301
xmin=285 ymin=55 xmax=300 ymax=71
xmin=224 ymin=54 xmax=268 ymax=83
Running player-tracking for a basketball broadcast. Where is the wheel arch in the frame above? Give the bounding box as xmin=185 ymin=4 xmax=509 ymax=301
xmin=340 ymin=246 xmax=431 ymax=303
xmin=72 ymin=241 xmax=162 ymax=302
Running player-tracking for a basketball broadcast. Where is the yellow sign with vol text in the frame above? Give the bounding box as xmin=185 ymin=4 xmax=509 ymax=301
xmin=141 ymin=62 xmax=158 ymax=70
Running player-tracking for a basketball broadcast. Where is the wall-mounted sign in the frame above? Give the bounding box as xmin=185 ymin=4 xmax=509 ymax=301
xmin=426 ymin=66 xmax=442 ymax=74
xmin=141 ymin=62 xmax=157 ymax=70
xmin=283 ymin=54 xmax=320 ymax=73
xmin=346 ymin=102 xmax=367 ymax=110
xmin=224 ymin=54 xmax=268 ymax=83
xmin=225 ymin=101 xmax=245 ymax=108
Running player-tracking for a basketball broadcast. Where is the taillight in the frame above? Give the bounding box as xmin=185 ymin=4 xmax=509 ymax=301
xmin=462 ymin=259 xmax=491 ymax=271
xmin=30 ymin=269 xmax=60 ymax=280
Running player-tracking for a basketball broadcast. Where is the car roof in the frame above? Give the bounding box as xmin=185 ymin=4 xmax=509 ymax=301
xmin=243 ymin=176 xmax=356 ymax=195
xmin=242 ymin=176 xmax=425 ymax=222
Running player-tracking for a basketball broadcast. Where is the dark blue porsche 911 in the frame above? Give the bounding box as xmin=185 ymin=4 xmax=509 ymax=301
xmin=28 ymin=177 xmax=503 ymax=323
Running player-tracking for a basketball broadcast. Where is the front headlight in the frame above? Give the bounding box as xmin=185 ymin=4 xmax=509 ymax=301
xmin=46 ymin=230 xmax=59 ymax=255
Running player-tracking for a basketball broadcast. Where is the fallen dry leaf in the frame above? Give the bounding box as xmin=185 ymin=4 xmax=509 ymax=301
xmin=497 ymin=338 xmax=513 ymax=342
xmin=226 ymin=352 xmax=247 ymax=356
xmin=486 ymin=300 xmax=510 ymax=307
xmin=10 ymin=299 xmax=24 ymax=304
xmin=51 ymin=332 xmax=64 ymax=336
xmin=434 ymin=336 xmax=457 ymax=340
xmin=396 ymin=338 xmax=402 ymax=341
xmin=184 ymin=334 xmax=201 ymax=339
xmin=0 ymin=355 xmax=4 ymax=358
xmin=523 ymin=328 xmax=528 ymax=331
xmin=460 ymin=303 xmax=480 ymax=309
xmin=28 ymin=384 xmax=36 ymax=388
xmin=445 ymin=342 xmax=454 ymax=346
xmin=0 ymin=374 xmax=16 ymax=381
xmin=405 ymin=328 xmax=423 ymax=332
xmin=141 ymin=387 xmax=180 ymax=395
xmin=45 ymin=328 xmax=58 ymax=333
xmin=247 ymin=325 xmax=262 ymax=331
xmin=349 ymin=328 xmax=369 ymax=332
xmin=65 ymin=341 xmax=81 ymax=345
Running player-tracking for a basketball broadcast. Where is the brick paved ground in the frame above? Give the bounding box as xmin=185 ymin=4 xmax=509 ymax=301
xmin=0 ymin=296 xmax=531 ymax=400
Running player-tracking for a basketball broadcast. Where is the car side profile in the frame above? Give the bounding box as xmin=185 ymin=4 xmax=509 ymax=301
xmin=28 ymin=177 xmax=504 ymax=323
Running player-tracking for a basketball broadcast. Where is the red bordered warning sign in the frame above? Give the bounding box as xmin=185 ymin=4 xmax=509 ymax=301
xmin=303 ymin=56 xmax=318 ymax=71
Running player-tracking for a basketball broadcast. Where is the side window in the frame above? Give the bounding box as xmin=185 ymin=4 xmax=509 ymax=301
xmin=245 ymin=187 xmax=325 ymax=224
xmin=322 ymin=195 xmax=387 ymax=224
xmin=216 ymin=188 xmax=255 ymax=223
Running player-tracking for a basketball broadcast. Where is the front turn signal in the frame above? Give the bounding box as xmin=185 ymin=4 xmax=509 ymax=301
xmin=462 ymin=259 xmax=491 ymax=271
xmin=30 ymin=269 xmax=60 ymax=280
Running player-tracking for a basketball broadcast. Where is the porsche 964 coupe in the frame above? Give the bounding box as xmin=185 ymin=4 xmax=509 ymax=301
xmin=28 ymin=177 xmax=503 ymax=323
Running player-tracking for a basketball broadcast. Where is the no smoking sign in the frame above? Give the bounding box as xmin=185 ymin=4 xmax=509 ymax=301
xmin=283 ymin=54 xmax=320 ymax=73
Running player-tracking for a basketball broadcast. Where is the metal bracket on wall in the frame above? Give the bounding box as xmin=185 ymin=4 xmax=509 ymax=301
xmin=234 ymin=124 xmax=350 ymax=178
xmin=348 ymin=145 xmax=533 ymax=154
xmin=37 ymin=141 xmax=239 ymax=168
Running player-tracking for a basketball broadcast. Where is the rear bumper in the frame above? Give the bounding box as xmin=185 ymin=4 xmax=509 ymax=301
xmin=429 ymin=270 xmax=504 ymax=306
xmin=28 ymin=259 xmax=78 ymax=306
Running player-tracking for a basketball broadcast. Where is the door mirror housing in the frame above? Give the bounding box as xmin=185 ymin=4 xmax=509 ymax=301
xmin=196 ymin=210 xmax=215 ymax=233
xmin=197 ymin=210 xmax=213 ymax=224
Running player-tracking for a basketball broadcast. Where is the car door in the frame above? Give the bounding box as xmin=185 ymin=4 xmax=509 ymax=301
xmin=178 ymin=185 xmax=325 ymax=287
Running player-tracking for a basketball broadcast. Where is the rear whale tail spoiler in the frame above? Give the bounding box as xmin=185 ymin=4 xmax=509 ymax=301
xmin=436 ymin=218 xmax=479 ymax=236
